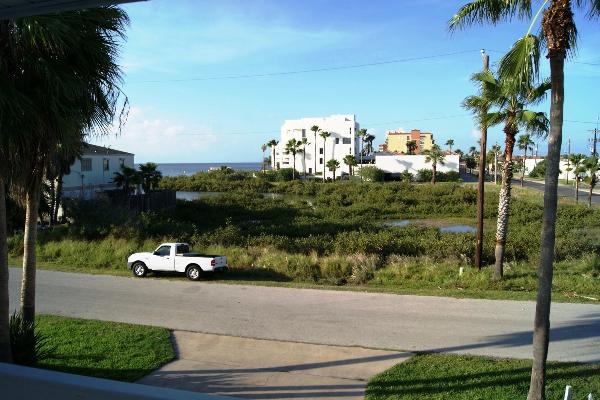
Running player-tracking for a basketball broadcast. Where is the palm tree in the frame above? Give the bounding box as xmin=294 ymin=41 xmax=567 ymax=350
xmin=423 ymin=145 xmax=445 ymax=184
xmin=406 ymin=140 xmax=418 ymax=155
xmin=468 ymin=146 xmax=477 ymax=157
xmin=518 ymin=134 xmax=535 ymax=186
xmin=310 ymin=125 xmax=320 ymax=176
xmin=491 ymin=144 xmax=502 ymax=184
xmin=455 ymin=149 xmax=464 ymax=160
xmin=363 ymin=134 xmax=376 ymax=156
xmin=319 ymin=131 xmax=331 ymax=181
xmin=343 ymin=154 xmax=357 ymax=178
xmin=267 ymin=139 xmax=279 ymax=170
xmin=569 ymin=154 xmax=586 ymax=203
xmin=5 ymin=8 xmax=129 ymax=327
xmin=445 ymin=139 xmax=455 ymax=153
xmin=326 ymin=159 xmax=340 ymax=180
xmin=357 ymin=128 xmax=367 ymax=181
xmin=260 ymin=144 xmax=267 ymax=173
xmin=449 ymin=2 xmax=599 ymax=396
xmin=300 ymin=137 xmax=310 ymax=179
xmin=284 ymin=139 xmax=301 ymax=180
xmin=113 ymin=165 xmax=139 ymax=194
xmin=138 ymin=163 xmax=162 ymax=193
xmin=584 ymin=156 xmax=599 ymax=207
xmin=465 ymin=70 xmax=549 ymax=282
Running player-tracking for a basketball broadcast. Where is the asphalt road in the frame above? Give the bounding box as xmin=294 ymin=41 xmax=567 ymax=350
xmin=8 ymin=268 xmax=600 ymax=363
xmin=516 ymin=179 xmax=600 ymax=204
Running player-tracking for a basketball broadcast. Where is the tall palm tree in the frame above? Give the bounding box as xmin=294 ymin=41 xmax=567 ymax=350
xmin=569 ymin=153 xmax=586 ymax=203
xmin=491 ymin=143 xmax=502 ymax=184
xmin=326 ymin=159 xmax=340 ymax=180
xmin=310 ymin=125 xmax=320 ymax=176
xmin=138 ymin=162 xmax=162 ymax=193
xmin=46 ymin=138 xmax=84 ymax=225
xmin=406 ymin=140 xmax=418 ymax=155
xmin=465 ymin=70 xmax=549 ymax=282
xmin=267 ymin=139 xmax=278 ymax=170
xmin=518 ymin=134 xmax=535 ymax=186
xmin=584 ymin=156 xmax=598 ymax=207
xmin=343 ymin=154 xmax=357 ymax=178
xmin=423 ymin=145 xmax=445 ymax=184
xmin=357 ymin=128 xmax=367 ymax=180
xmin=284 ymin=139 xmax=301 ymax=180
xmin=260 ymin=144 xmax=267 ymax=173
xmin=113 ymin=165 xmax=139 ymax=194
xmin=445 ymin=139 xmax=455 ymax=153
xmin=5 ymin=8 xmax=129 ymax=326
xmin=300 ymin=137 xmax=310 ymax=179
xmin=363 ymin=134 xmax=376 ymax=156
xmin=450 ymin=2 xmax=599 ymax=397
xmin=319 ymin=131 xmax=330 ymax=181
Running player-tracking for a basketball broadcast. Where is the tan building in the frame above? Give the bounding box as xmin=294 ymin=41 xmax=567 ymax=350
xmin=378 ymin=129 xmax=434 ymax=154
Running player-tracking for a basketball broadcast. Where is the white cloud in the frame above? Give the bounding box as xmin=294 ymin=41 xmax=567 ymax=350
xmin=89 ymin=106 xmax=217 ymax=162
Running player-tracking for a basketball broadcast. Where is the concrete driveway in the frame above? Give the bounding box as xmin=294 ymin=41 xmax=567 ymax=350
xmin=139 ymin=331 xmax=411 ymax=400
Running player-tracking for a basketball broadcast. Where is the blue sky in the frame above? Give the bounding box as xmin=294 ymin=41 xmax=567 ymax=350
xmin=91 ymin=0 xmax=600 ymax=163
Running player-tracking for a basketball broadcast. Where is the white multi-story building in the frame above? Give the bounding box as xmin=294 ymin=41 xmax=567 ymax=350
xmin=272 ymin=114 xmax=360 ymax=179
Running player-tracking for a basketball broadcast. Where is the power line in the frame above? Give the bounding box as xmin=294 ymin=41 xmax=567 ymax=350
xmin=365 ymin=114 xmax=471 ymax=127
xmin=132 ymin=49 xmax=479 ymax=83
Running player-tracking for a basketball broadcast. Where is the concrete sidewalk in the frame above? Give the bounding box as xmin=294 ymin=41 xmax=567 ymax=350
xmin=139 ymin=331 xmax=412 ymax=400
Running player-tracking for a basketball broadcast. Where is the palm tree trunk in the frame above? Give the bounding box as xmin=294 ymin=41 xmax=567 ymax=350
xmin=521 ymin=150 xmax=526 ymax=187
xmin=360 ymin=138 xmax=364 ymax=182
xmin=493 ymin=130 xmax=516 ymax=281
xmin=292 ymin=153 xmax=296 ymax=180
xmin=54 ymin=173 xmax=63 ymax=224
xmin=575 ymin=177 xmax=579 ymax=203
xmin=49 ymin=179 xmax=56 ymax=226
xmin=589 ymin=183 xmax=593 ymax=207
xmin=0 ymin=179 xmax=12 ymax=362
xmin=21 ymin=185 xmax=40 ymax=325
xmin=322 ymin=142 xmax=326 ymax=182
xmin=431 ymin=164 xmax=436 ymax=184
xmin=314 ymin=134 xmax=317 ymax=176
xmin=527 ymin=52 xmax=565 ymax=400
xmin=303 ymin=147 xmax=307 ymax=179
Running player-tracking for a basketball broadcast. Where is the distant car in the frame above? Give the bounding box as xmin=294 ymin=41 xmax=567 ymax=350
xmin=127 ymin=242 xmax=228 ymax=281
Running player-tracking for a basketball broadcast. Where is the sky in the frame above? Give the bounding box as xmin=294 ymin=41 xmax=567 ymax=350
xmin=90 ymin=0 xmax=600 ymax=163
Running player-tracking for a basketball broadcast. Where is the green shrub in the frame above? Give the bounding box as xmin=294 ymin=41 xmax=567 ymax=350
xmin=529 ymin=159 xmax=546 ymax=178
xmin=348 ymin=253 xmax=379 ymax=284
xmin=320 ymin=255 xmax=353 ymax=282
xmin=10 ymin=312 xmax=53 ymax=366
xmin=360 ymin=166 xmax=385 ymax=182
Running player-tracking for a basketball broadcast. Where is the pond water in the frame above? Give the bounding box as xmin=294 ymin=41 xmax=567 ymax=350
xmin=176 ymin=191 xmax=281 ymax=201
xmin=381 ymin=220 xmax=476 ymax=234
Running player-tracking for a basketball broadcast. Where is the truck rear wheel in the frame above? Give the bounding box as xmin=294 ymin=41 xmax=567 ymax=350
xmin=132 ymin=262 xmax=147 ymax=278
xmin=186 ymin=265 xmax=202 ymax=281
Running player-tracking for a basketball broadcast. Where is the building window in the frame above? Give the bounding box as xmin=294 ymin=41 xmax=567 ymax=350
xmin=335 ymin=138 xmax=340 ymax=144
xmin=319 ymin=148 xmax=323 ymax=155
xmin=342 ymin=138 xmax=351 ymax=144
xmin=302 ymin=129 xmax=306 ymax=138
xmin=319 ymin=158 xmax=323 ymax=165
xmin=119 ymin=158 xmax=125 ymax=167
xmin=81 ymin=158 xmax=92 ymax=172
xmin=103 ymin=159 xmax=109 ymax=171
xmin=309 ymin=168 xmax=312 ymax=174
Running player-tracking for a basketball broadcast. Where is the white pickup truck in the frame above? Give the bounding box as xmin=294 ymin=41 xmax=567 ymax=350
xmin=127 ymin=243 xmax=227 ymax=281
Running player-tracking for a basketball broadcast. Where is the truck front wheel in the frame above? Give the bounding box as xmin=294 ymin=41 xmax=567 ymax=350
xmin=186 ymin=265 xmax=202 ymax=281
xmin=132 ymin=262 xmax=148 ymax=278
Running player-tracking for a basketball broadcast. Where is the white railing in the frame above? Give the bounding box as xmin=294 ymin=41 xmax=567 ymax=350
xmin=563 ymin=385 xmax=594 ymax=400
xmin=0 ymin=363 xmax=239 ymax=400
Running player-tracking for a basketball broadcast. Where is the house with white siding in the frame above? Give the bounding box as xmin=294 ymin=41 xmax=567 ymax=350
xmin=62 ymin=143 xmax=135 ymax=198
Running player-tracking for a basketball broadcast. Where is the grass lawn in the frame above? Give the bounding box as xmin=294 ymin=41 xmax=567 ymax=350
xmin=35 ymin=315 xmax=175 ymax=382
xmin=365 ymin=353 xmax=600 ymax=400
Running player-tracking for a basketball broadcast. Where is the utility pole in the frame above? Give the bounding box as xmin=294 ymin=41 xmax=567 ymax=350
xmin=567 ymin=138 xmax=571 ymax=183
xmin=475 ymin=49 xmax=489 ymax=271
xmin=590 ymin=116 xmax=599 ymax=157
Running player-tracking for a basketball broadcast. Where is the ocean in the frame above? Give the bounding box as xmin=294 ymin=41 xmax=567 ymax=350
xmin=146 ymin=162 xmax=264 ymax=177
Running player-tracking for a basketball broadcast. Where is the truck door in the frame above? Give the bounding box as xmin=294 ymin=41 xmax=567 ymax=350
xmin=150 ymin=245 xmax=175 ymax=271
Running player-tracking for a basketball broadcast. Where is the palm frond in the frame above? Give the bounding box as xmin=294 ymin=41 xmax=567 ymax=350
xmin=498 ymin=34 xmax=541 ymax=91
xmin=574 ymin=0 xmax=600 ymax=19
xmin=527 ymin=78 xmax=551 ymax=104
xmin=520 ymin=110 xmax=549 ymax=137
xmin=449 ymin=0 xmax=533 ymax=31
xmin=485 ymin=111 xmax=508 ymax=128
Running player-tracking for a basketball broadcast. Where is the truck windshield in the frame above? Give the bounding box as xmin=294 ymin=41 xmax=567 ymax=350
xmin=176 ymin=244 xmax=190 ymax=255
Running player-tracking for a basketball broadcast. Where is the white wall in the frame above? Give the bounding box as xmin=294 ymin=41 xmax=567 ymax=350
xmin=273 ymin=114 xmax=359 ymax=179
xmin=524 ymin=157 xmax=582 ymax=180
xmin=375 ymin=154 xmax=460 ymax=175
xmin=62 ymin=154 xmax=134 ymax=198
